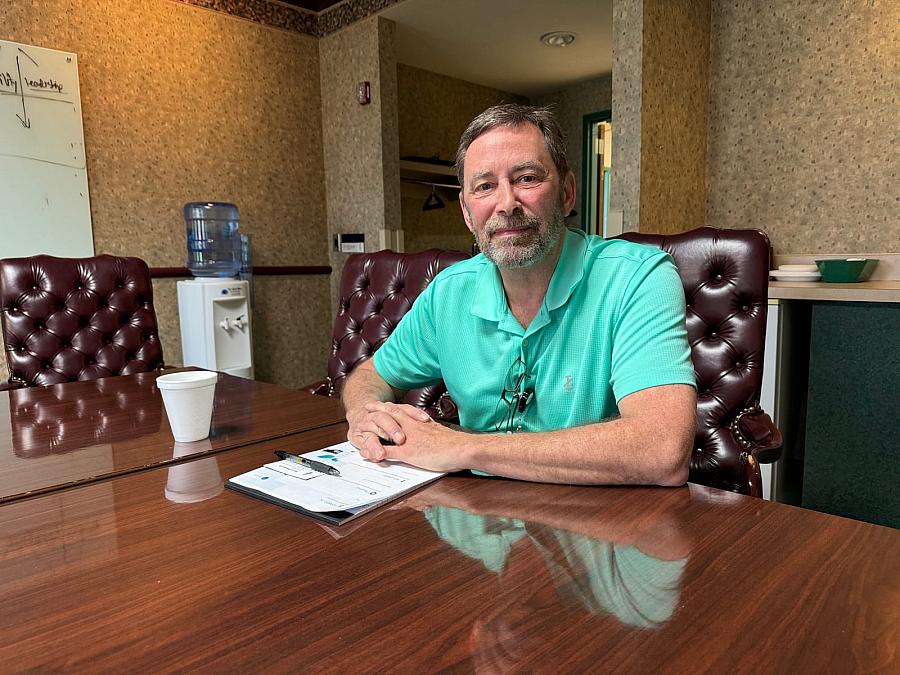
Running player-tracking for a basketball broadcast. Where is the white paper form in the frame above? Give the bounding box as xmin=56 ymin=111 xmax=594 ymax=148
xmin=227 ymin=442 xmax=444 ymax=512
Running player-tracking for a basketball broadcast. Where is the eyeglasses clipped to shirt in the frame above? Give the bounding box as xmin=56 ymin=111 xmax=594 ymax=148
xmin=494 ymin=356 xmax=535 ymax=434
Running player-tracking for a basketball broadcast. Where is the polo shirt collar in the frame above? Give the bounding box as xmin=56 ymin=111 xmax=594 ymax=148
xmin=544 ymin=228 xmax=587 ymax=311
xmin=469 ymin=228 xmax=587 ymax=323
xmin=470 ymin=257 xmax=505 ymax=322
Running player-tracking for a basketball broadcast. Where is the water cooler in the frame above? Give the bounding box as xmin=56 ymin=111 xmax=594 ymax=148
xmin=177 ymin=202 xmax=254 ymax=379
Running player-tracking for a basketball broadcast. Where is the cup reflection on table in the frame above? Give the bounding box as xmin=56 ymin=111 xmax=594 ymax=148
xmin=164 ymin=439 xmax=223 ymax=504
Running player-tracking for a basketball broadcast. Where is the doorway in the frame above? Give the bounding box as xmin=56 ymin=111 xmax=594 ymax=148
xmin=581 ymin=111 xmax=612 ymax=237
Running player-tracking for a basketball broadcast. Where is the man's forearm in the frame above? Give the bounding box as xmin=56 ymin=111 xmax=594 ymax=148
xmin=460 ymin=414 xmax=692 ymax=486
xmin=341 ymin=359 xmax=397 ymax=414
xmin=375 ymin=383 xmax=697 ymax=487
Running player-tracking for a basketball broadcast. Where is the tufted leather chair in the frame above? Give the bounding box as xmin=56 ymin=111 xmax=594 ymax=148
xmin=0 ymin=255 xmax=164 ymax=390
xmin=305 ymin=249 xmax=469 ymax=420
xmin=615 ymin=226 xmax=782 ymax=497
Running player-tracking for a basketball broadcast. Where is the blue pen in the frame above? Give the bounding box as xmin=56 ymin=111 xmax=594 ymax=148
xmin=275 ymin=450 xmax=341 ymax=477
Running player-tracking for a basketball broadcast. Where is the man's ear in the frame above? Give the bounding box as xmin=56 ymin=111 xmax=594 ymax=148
xmin=562 ymin=170 xmax=577 ymax=214
xmin=459 ymin=191 xmax=474 ymax=233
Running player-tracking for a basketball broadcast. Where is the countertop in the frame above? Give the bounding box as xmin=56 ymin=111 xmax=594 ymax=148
xmin=768 ymin=280 xmax=900 ymax=303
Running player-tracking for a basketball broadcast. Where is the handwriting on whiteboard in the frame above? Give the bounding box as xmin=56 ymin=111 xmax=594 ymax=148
xmin=0 ymin=46 xmax=73 ymax=129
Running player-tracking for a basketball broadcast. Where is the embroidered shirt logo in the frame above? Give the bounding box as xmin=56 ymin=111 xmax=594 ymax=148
xmin=563 ymin=374 xmax=574 ymax=394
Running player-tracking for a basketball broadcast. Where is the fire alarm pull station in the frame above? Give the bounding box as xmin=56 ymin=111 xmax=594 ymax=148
xmin=357 ymin=81 xmax=371 ymax=105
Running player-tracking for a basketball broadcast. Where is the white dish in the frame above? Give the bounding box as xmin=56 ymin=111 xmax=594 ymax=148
xmin=777 ymin=264 xmax=818 ymax=272
xmin=770 ymin=270 xmax=821 ymax=281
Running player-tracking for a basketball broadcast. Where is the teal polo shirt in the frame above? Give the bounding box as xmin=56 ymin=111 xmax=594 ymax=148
xmin=372 ymin=228 xmax=695 ymax=432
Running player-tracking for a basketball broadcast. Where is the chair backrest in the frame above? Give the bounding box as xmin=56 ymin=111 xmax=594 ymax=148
xmin=328 ymin=249 xmax=468 ymax=414
xmin=614 ymin=226 xmax=773 ymax=493
xmin=0 ymin=255 xmax=164 ymax=387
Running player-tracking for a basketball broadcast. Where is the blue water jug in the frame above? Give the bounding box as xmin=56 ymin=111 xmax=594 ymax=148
xmin=183 ymin=202 xmax=242 ymax=278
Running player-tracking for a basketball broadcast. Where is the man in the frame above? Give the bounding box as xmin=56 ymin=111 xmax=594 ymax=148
xmin=342 ymin=104 xmax=697 ymax=486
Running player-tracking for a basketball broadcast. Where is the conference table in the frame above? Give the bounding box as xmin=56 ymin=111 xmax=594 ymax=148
xmin=1 ymin=377 xmax=898 ymax=672
xmin=0 ymin=370 xmax=345 ymax=502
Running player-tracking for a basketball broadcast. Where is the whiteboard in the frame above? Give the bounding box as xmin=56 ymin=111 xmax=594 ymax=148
xmin=0 ymin=39 xmax=93 ymax=259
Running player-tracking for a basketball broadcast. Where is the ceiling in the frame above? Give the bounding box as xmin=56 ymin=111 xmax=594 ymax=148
xmin=278 ymin=0 xmax=343 ymax=11
xmin=380 ymin=0 xmax=613 ymax=97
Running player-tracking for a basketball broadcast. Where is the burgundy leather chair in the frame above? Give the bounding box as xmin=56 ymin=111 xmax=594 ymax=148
xmin=0 ymin=255 xmax=164 ymax=390
xmin=306 ymin=249 xmax=469 ymax=420
xmin=615 ymin=226 xmax=782 ymax=497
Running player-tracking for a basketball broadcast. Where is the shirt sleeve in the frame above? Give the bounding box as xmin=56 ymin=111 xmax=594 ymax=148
xmin=609 ymin=253 xmax=696 ymax=402
xmin=372 ymin=278 xmax=444 ymax=390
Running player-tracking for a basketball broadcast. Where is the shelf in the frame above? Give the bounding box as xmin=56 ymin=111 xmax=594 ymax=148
xmin=399 ymin=159 xmax=458 ymax=186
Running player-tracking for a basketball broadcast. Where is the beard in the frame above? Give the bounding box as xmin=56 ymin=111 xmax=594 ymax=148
xmin=475 ymin=206 xmax=565 ymax=270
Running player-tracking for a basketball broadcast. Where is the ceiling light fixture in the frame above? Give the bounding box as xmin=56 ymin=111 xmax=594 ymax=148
xmin=540 ymin=31 xmax=576 ymax=48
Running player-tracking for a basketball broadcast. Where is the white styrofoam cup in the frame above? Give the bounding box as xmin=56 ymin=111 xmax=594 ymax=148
xmin=156 ymin=371 xmax=218 ymax=442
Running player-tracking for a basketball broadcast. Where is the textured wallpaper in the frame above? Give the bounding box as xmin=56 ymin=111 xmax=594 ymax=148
xmin=610 ymin=0 xmax=644 ymax=232
xmin=707 ymin=0 xmax=900 ymax=254
xmin=0 ymin=0 xmax=331 ymax=388
xmin=320 ymin=16 xmax=400 ymax=310
xmin=640 ymin=0 xmax=710 ymax=234
xmin=534 ymin=74 xmax=614 ymax=230
xmin=397 ymin=64 xmax=521 ymax=253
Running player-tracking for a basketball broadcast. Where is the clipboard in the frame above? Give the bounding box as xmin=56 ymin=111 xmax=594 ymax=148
xmin=225 ymin=441 xmax=445 ymax=525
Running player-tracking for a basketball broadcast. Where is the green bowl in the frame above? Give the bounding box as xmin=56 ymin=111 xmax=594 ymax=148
xmin=814 ymin=258 xmax=879 ymax=283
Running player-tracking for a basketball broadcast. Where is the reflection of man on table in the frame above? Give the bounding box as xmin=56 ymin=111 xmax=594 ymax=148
xmin=404 ymin=481 xmax=691 ymax=670
xmin=343 ymin=104 xmax=697 ymax=485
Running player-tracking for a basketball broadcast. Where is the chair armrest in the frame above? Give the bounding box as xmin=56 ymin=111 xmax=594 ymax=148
xmin=426 ymin=392 xmax=460 ymax=425
xmin=0 ymin=380 xmax=25 ymax=392
xmin=302 ymin=377 xmax=335 ymax=398
xmin=732 ymin=405 xmax=783 ymax=464
xmin=741 ymin=453 xmax=764 ymax=498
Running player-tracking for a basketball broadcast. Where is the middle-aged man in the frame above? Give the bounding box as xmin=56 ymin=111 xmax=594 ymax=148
xmin=342 ymin=103 xmax=697 ymax=486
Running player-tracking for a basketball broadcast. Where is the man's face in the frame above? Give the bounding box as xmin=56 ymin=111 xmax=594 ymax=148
xmin=459 ymin=124 xmax=576 ymax=270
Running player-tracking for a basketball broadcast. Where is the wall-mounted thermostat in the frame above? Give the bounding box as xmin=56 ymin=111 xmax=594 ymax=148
xmin=335 ymin=233 xmax=365 ymax=253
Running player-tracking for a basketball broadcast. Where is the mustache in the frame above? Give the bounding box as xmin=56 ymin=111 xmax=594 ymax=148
xmin=485 ymin=212 xmax=541 ymax=235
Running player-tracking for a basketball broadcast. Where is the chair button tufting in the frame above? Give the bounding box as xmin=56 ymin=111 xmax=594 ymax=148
xmin=742 ymin=305 xmax=750 ymax=312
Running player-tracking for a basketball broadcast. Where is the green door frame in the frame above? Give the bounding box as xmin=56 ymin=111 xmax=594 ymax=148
xmin=580 ymin=110 xmax=612 ymax=235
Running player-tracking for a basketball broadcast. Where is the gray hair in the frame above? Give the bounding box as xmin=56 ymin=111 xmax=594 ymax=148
xmin=455 ymin=103 xmax=570 ymax=185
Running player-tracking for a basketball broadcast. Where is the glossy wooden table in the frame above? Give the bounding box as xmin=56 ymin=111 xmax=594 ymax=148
xmin=0 ymin=371 xmax=345 ymax=502
xmin=1 ymin=424 xmax=896 ymax=673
